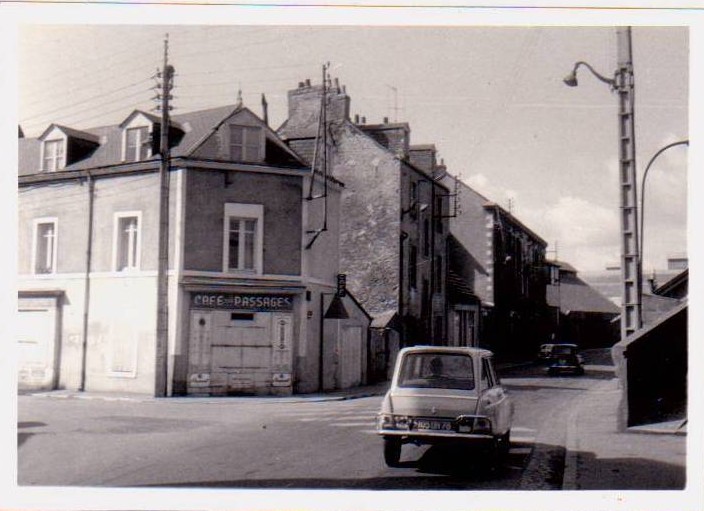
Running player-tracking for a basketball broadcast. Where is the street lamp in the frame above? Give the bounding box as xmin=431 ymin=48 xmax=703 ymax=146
xmin=639 ymin=140 xmax=689 ymax=273
xmin=564 ymin=27 xmax=642 ymax=340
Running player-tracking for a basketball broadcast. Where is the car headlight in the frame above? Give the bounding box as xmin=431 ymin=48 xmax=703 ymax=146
xmin=378 ymin=413 xmax=410 ymax=430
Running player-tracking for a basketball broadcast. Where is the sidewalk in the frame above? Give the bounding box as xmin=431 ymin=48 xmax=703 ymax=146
xmin=563 ymin=377 xmax=687 ymax=490
xmin=23 ymin=380 xmax=391 ymax=405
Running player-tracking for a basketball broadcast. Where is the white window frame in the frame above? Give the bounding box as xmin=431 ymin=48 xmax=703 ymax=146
xmin=229 ymin=124 xmax=265 ymax=162
xmin=122 ymin=123 xmax=152 ymax=162
xmin=41 ymin=138 xmax=66 ymax=172
xmin=31 ymin=217 xmax=58 ymax=275
xmin=223 ymin=203 xmax=264 ymax=274
xmin=112 ymin=211 xmax=142 ymax=272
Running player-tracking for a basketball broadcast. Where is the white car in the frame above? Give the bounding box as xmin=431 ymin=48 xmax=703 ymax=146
xmin=377 ymin=346 xmax=513 ymax=467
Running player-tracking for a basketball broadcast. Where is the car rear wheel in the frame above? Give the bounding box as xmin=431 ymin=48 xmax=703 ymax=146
xmin=499 ymin=429 xmax=511 ymax=457
xmin=383 ymin=437 xmax=402 ymax=467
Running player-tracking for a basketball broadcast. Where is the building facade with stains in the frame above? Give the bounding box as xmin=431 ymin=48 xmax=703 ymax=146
xmin=18 ymin=103 xmax=370 ymax=396
xmin=439 ymin=173 xmax=550 ymax=358
xmin=277 ymin=79 xmax=451 ymax=350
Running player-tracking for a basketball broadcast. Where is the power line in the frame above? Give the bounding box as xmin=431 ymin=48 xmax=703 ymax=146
xmin=21 ymin=88 xmax=155 ymax=133
xmin=21 ymin=78 xmax=153 ymax=124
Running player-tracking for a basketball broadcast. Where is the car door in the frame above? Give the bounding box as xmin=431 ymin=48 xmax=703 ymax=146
xmin=479 ymin=356 xmax=511 ymax=435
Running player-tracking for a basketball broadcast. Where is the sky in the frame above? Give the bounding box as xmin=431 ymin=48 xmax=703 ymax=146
xmin=14 ymin=22 xmax=690 ymax=274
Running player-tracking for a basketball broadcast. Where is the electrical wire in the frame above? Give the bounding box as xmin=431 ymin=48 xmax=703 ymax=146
xmin=21 ymin=78 xmax=154 ymax=124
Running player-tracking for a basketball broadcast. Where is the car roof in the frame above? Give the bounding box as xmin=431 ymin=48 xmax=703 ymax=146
xmin=398 ymin=345 xmax=494 ymax=358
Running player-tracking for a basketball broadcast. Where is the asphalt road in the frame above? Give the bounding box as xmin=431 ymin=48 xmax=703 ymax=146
xmin=17 ymin=352 xmax=613 ymax=489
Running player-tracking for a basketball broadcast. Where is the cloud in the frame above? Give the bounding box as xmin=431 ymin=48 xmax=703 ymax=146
xmin=464 ymin=173 xmax=516 ymax=208
xmin=539 ymin=196 xmax=620 ymax=271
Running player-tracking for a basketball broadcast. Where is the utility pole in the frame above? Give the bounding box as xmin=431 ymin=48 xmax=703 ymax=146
xmin=615 ymin=27 xmax=642 ymax=339
xmin=155 ymin=34 xmax=174 ymax=397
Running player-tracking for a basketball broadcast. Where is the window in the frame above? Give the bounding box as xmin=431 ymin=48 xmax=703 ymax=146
xmin=435 ymin=196 xmax=444 ymax=232
xmin=398 ymin=352 xmax=475 ymax=390
xmin=228 ymin=218 xmax=257 ymax=270
xmin=230 ymin=125 xmax=263 ymax=162
xmin=223 ymin=203 xmax=264 ymax=273
xmin=125 ymin=126 xmax=150 ymax=162
xmin=434 ymin=255 xmax=443 ymax=293
xmin=113 ymin=212 xmax=141 ymax=271
xmin=423 ymin=219 xmax=430 ymax=257
xmin=43 ymin=139 xmax=65 ymax=172
xmin=408 ymin=244 xmax=417 ymax=289
xmin=33 ymin=219 xmax=57 ymax=274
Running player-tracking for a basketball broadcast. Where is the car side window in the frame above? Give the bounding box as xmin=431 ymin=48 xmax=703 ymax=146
xmin=481 ymin=358 xmax=495 ymax=389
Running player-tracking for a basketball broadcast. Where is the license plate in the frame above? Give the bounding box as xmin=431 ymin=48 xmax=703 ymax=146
xmin=414 ymin=419 xmax=453 ymax=431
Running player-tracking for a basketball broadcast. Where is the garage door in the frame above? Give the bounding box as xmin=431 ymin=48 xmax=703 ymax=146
xmin=17 ymin=308 xmax=56 ymax=390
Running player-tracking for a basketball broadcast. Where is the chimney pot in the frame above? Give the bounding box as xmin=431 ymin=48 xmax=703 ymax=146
xmin=354 ymin=114 xmax=360 ymax=124
xmin=383 ymin=117 xmax=389 ymax=124
xmin=298 ymin=81 xmax=305 ymax=88
xmin=305 ymin=79 xmax=311 ymax=87
xmin=362 ymin=116 xmax=366 ymax=124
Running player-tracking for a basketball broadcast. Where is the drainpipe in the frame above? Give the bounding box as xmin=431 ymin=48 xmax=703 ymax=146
xmin=79 ymin=170 xmax=95 ymax=391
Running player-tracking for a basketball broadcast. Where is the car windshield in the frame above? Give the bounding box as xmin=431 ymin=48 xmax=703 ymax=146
xmin=397 ymin=352 xmax=475 ymax=390
xmin=553 ymin=345 xmax=576 ymax=355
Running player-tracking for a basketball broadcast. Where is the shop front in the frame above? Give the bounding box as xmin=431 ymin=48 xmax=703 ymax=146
xmin=186 ymin=290 xmax=299 ymax=396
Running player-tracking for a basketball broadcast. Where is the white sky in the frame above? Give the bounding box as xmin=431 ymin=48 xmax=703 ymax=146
xmin=14 ymin=21 xmax=690 ymax=274
xmin=2 ymin=5 xmax=703 ymax=511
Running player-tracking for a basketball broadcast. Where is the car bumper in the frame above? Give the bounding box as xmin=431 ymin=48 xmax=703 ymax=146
xmin=378 ymin=429 xmax=494 ymax=442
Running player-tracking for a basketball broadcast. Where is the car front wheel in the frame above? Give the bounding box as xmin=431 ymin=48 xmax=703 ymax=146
xmin=383 ymin=437 xmax=402 ymax=467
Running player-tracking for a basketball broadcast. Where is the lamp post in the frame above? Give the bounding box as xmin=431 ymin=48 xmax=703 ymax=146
xmin=639 ymin=140 xmax=689 ymax=272
xmin=564 ymin=26 xmax=642 ymax=340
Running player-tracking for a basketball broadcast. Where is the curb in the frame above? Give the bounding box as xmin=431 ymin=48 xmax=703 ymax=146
xmin=23 ymin=387 xmax=388 ymax=405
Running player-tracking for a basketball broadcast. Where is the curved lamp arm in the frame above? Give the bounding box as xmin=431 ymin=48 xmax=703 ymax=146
xmin=639 ymin=139 xmax=689 ymax=269
xmin=563 ymin=61 xmax=616 ymax=88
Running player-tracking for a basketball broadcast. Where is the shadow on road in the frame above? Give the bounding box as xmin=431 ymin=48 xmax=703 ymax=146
xmin=17 ymin=421 xmax=47 ymax=447
xmin=569 ymin=450 xmax=685 ymax=490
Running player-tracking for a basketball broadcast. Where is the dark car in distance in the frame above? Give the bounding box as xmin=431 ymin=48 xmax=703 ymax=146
xmin=546 ymin=344 xmax=585 ymax=376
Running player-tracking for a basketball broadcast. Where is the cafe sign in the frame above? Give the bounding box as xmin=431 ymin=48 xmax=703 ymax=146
xmin=191 ymin=292 xmax=294 ymax=311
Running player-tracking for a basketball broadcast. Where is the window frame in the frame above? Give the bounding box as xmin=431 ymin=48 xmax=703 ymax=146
xmin=229 ymin=124 xmax=265 ymax=162
xmin=41 ymin=138 xmax=65 ymax=172
xmin=123 ymin=125 xmax=151 ymax=162
xmin=112 ymin=211 xmax=143 ymax=272
xmin=31 ymin=217 xmax=58 ymax=275
xmin=223 ymin=203 xmax=264 ymax=274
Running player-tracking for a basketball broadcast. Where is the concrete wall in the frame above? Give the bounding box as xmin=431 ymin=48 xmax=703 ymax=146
xmin=183 ymin=170 xmax=303 ymax=275
xmin=441 ymin=176 xmax=494 ymax=306
xmin=18 ymin=171 xmax=165 ymax=393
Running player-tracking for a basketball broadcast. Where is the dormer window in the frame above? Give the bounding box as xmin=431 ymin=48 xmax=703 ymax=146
xmin=125 ymin=126 xmax=150 ymax=162
xmin=43 ymin=139 xmax=65 ymax=172
xmin=120 ymin=110 xmax=163 ymax=163
xmin=229 ymin=125 xmax=263 ymax=162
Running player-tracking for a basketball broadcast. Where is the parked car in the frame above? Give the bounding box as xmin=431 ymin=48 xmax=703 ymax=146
xmin=377 ymin=346 xmax=513 ymax=467
xmin=546 ymin=344 xmax=585 ymax=376
xmin=537 ymin=343 xmax=556 ymax=362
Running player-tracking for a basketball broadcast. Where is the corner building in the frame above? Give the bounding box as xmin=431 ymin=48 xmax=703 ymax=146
xmin=18 ymin=103 xmax=370 ymax=396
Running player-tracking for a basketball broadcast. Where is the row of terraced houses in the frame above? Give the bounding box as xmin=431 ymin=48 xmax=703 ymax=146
xmin=17 ymin=75 xmax=618 ymax=397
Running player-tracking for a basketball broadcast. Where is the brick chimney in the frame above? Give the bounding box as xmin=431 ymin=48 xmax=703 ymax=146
xmin=278 ymin=79 xmax=351 ymax=140
xmin=409 ymin=144 xmax=437 ymax=175
xmin=359 ymin=122 xmax=410 ymax=159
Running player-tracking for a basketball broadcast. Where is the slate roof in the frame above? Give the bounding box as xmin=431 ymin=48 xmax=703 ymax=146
xmin=19 ymin=104 xmax=307 ymax=176
xmin=546 ymin=277 xmax=620 ymax=314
